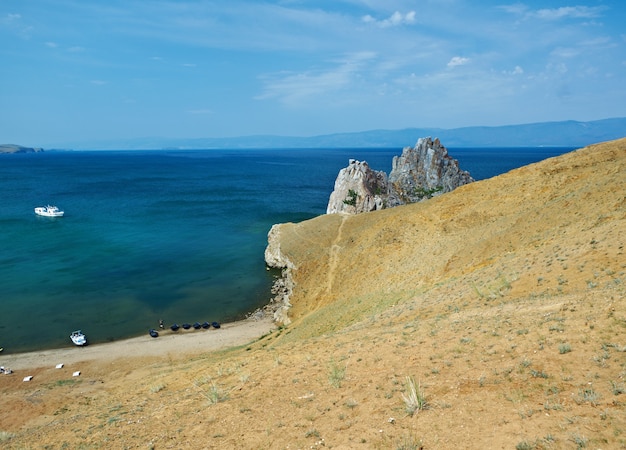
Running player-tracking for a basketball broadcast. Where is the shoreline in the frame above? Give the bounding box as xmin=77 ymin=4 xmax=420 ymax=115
xmin=0 ymin=232 xmax=292 ymax=375
xmin=0 ymin=316 xmax=275 ymax=372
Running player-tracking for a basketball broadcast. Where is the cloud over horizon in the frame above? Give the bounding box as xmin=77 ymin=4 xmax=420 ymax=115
xmin=1 ymin=0 xmax=624 ymax=146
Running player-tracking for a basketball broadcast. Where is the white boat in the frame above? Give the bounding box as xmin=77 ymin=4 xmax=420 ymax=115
xmin=34 ymin=205 xmax=64 ymax=217
xmin=70 ymin=330 xmax=87 ymax=346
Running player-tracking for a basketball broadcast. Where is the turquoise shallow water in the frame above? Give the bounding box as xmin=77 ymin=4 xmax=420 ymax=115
xmin=0 ymin=147 xmax=573 ymax=353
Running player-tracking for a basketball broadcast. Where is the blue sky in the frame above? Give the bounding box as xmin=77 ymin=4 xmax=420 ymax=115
xmin=1 ymin=1 xmax=625 ymax=147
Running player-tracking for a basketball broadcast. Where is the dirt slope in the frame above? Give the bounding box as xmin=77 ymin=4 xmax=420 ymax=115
xmin=1 ymin=138 xmax=625 ymax=449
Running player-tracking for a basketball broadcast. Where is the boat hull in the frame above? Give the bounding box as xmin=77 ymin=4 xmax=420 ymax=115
xmin=70 ymin=331 xmax=87 ymax=346
xmin=35 ymin=206 xmax=64 ymax=217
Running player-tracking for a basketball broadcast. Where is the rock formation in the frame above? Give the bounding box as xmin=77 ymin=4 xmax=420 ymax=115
xmin=0 ymin=144 xmax=44 ymax=154
xmin=263 ymin=224 xmax=295 ymax=325
xmin=326 ymin=137 xmax=474 ymax=214
xmin=325 ymin=160 xmax=389 ymax=214
xmin=388 ymin=137 xmax=474 ymax=204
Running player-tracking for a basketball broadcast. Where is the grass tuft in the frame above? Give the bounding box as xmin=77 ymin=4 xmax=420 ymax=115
xmin=328 ymin=358 xmax=346 ymax=388
xmin=611 ymin=380 xmax=625 ymax=395
xmin=396 ymin=432 xmax=424 ymax=450
xmin=0 ymin=431 xmax=15 ymax=442
xmin=401 ymin=376 xmax=427 ymax=416
xmin=576 ymin=387 xmax=600 ymax=406
xmin=205 ymin=382 xmax=229 ymax=404
xmin=559 ymin=343 xmax=572 ymax=354
xmin=515 ymin=441 xmax=536 ymax=450
xmin=149 ymin=383 xmax=166 ymax=393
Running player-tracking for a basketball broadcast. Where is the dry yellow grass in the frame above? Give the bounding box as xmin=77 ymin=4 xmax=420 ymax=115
xmin=1 ymin=138 xmax=625 ymax=449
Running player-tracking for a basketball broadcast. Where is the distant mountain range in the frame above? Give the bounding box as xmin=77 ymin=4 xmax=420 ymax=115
xmin=50 ymin=117 xmax=626 ymax=150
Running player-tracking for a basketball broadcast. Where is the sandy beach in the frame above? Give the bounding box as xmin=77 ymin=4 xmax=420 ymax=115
xmin=0 ymin=317 xmax=275 ymax=372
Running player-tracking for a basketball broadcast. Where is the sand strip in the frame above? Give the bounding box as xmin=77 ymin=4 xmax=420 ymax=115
xmin=0 ymin=317 xmax=275 ymax=371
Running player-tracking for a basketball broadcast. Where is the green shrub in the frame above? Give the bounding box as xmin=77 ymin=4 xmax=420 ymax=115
xmin=343 ymin=189 xmax=358 ymax=206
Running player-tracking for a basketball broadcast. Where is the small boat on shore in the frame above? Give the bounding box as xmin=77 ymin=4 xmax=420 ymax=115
xmin=149 ymin=329 xmax=159 ymax=338
xmin=70 ymin=330 xmax=87 ymax=346
xmin=169 ymin=321 xmax=220 ymax=332
xmin=35 ymin=205 xmax=64 ymax=217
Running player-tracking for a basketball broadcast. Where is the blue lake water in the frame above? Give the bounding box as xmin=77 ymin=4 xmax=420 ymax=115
xmin=0 ymin=146 xmax=574 ymax=353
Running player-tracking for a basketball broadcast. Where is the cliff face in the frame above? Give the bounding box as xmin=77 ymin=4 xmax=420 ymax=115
xmin=263 ymin=224 xmax=295 ymax=325
xmin=389 ymin=137 xmax=474 ymax=204
xmin=325 ymin=160 xmax=389 ymax=214
xmin=326 ymin=137 xmax=473 ymax=214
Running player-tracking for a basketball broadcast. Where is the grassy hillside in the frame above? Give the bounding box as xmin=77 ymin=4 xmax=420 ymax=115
xmin=1 ymin=138 xmax=625 ymax=449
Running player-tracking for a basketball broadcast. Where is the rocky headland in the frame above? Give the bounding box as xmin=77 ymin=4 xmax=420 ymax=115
xmin=0 ymin=144 xmax=44 ymax=154
xmin=2 ymin=138 xmax=625 ymax=449
xmin=326 ymin=137 xmax=473 ymax=214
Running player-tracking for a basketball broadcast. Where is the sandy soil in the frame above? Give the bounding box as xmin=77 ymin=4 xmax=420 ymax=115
xmin=0 ymin=317 xmax=274 ymax=372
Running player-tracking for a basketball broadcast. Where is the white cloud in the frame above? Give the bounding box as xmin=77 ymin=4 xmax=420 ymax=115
xmin=546 ymin=62 xmax=568 ymax=74
xmin=500 ymin=4 xmax=605 ymax=21
xmin=256 ymin=52 xmax=377 ymax=105
xmin=533 ymin=6 xmax=604 ymax=20
xmin=45 ymin=41 xmax=58 ymax=48
xmin=362 ymin=11 xmax=416 ymax=28
xmin=0 ymin=12 xmax=22 ymax=27
xmin=503 ymin=65 xmax=524 ymax=75
xmin=1 ymin=12 xmax=32 ymax=37
xmin=551 ymin=47 xmax=580 ymax=59
xmin=497 ymin=4 xmax=528 ymax=15
xmin=447 ymin=56 xmax=470 ymax=68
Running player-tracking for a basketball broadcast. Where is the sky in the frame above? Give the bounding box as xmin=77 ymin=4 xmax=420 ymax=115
xmin=1 ymin=0 xmax=625 ymax=147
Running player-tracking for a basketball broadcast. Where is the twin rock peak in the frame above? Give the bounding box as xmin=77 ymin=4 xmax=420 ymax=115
xmin=326 ymin=137 xmax=474 ymax=214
